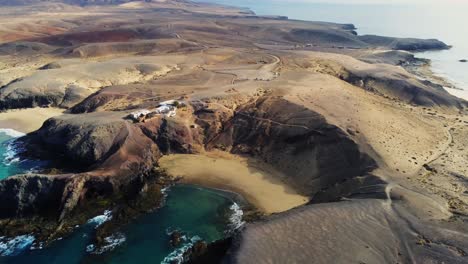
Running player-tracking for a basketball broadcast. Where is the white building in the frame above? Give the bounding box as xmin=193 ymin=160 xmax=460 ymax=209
xmin=129 ymin=109 xmax=151 ymax=120
xmin=128 ymin=100 xmax=181 ymax=122
xmin=154 ymin=105 xmax=177 ymax=117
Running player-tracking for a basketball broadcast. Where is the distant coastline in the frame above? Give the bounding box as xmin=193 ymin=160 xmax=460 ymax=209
xmin=199 ymin=0 xmax=468 ymax=101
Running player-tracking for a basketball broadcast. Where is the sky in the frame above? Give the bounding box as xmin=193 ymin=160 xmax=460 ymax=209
xmin=266 ymin=0 xmax=468 ymax=5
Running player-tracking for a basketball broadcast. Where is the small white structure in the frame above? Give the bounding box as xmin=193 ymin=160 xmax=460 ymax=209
xmin=127 ymin=100 xmax=182 ymax=122
xmin=128 ymin=109 xmax=151 ymax=120
xmin=154 ymin=105 xmax=177 ymax=117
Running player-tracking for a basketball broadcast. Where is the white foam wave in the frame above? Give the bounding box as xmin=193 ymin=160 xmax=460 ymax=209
xmin=87 ymin=210 xmax=112 ymax=228
xmin=161 ymin=235 xmax=202 ymax=264
xmin=3 ymin=142 xmax=20 ymax=166
xmin=86 ymin=233 xmax=126 ymax=255
xmin=0 ymin=235 xmax=35 ymax=256
xmin=0 ymin=129 xmax=25 ymax=138
xmin=30 ymin=241 xmax=44 ymax=251
xmin=228 ymin=202 xmax=245 ymax=231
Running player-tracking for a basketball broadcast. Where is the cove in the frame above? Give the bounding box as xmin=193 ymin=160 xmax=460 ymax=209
xmin=0 ymin=185 xmax=241 ymax=263
xmin=0 ymin=129 xmax=241 ymax=263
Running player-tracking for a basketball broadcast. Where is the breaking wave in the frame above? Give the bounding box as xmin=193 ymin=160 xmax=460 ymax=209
xmin=228 ymin=202 xmax=245 ymax=232
xmin=0 ymin=235 xmax=35 ymax=256
xmin=161 ymin=235 xmax=202 ymax=264
xmin=86 ymin=232 xmax=126 ymax=255
xmin=87 ymin=210 xmax=113 ymax=228
xmin=0 ymin=129 xmax=25 ymax=138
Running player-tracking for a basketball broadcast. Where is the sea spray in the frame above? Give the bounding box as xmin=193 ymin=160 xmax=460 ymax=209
xmin=87 ymin=210 xmax=113 ymax=228
xmin=160 ymin=186 xmax=170 ymax=205
xmin=0 ymin=185 xmax=237 ymax=262
xmin=0 ymin=130 xmax=47 ymax=179
xmin=0 ymin=129 xmax=24 ymax=166
xmin=161 ymin=235 xmax=202 ymax=264
xmin=0 ymin=235 xmax=35 ymax=256
xmin=3 ymin=142 xmax=20 ymax=166
xmin=227 ymin=202 xmax=245 ymax=232
xmin=86 ymin=233 xmax=126 ymax=255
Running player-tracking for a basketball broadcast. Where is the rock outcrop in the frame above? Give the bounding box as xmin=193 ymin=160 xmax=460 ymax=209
xmin=0 ymin=174 xmax=68 ymax=220
xmin=293 ymin=52 xmax=466 ymax=109
xmin=358 ymin=35 xmax=450 ymax=51
xmin=0 ymin=58 xmax=176 ymax=110
xmin=205 ymin=96 xmax=376 ymax=196
xmin=23 ymin=112 xmax=131 ymax=168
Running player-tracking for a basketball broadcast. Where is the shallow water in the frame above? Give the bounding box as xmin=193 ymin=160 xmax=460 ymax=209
xmin=0 ymin=185 xmax=239 ymax=264
xmin=200 ymin=0 xmax=468 ymax=91
xmin=0 ymin=131 xmax=44 ymax=180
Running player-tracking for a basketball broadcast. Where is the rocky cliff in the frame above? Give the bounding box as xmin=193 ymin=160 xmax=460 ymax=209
xmin=204 ymin=96 xmax=376 ymax=196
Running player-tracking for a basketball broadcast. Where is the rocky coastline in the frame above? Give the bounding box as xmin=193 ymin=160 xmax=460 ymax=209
xmin=0 ymin=0 xmax=467 ymax=263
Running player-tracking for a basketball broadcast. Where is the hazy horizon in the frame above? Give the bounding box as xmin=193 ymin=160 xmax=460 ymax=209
xmin=259 ymin=0 xmax=468 ymax=5
xmin=202 ymin=0 xmax=468 ymax=91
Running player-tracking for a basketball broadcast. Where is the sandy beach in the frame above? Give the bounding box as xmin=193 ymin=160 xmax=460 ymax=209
xmin=443 ymin=87 xmax=468 ymax=101
xmin=0 ymin=107 xmax=65 ymax=133
xmin=159 ymin=153 xmax=309 ymax=214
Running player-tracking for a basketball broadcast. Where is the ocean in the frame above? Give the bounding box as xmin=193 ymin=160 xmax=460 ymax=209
xmin=0 ymin=129 xmax=239 ymax=263
xmin=200 ymin=0 xmax=468 ymax=96
xmin=0 ymin=184 xmax=240 ymax=263
xmin=0 ymin=130 xmax=45 ymax=180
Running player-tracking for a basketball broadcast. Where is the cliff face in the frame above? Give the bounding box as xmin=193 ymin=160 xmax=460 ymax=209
xmin=25 ymin=112 xmax=130 ymax=168
xmin=358 ymin=35 xmax=450 ymax=51
xmin=0 ymin=175 xmax=67 ymax=220
xmin=289 ymin=53 xmax=466 ymax=109
xmin=203 ymin=96 xmax=376 ymax=196
xmin=0 ymin=95 xmax=376 ymax=240
xmin=0 ymin=108 xmax=201 ymax=227
xmin=0 ymin=108 xmax=185 ymax=240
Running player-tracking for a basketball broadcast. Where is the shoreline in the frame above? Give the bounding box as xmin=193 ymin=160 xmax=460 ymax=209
xmin=442 ymin=87 xmax=468 ymax=101
xmin=159 ymin=153 xmax=309 ymax=215
xmin=0 ymin=108 xmax=65 ymax=134
xmin=405 ymin=58 xmax=468 ymax=102
xmin=0 ymin=128 xmax=25 ymax=138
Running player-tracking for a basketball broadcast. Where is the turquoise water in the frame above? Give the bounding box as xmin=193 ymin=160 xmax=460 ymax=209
xmin=0 ymin=185 xmax=240 ymax=264
xmin=201 ymin=0 xmax=468 ymax=91
xmin=0 ymin=131 xmax=44 ymax=180
xmin=0 ymin=130 xmax=239 ymax=263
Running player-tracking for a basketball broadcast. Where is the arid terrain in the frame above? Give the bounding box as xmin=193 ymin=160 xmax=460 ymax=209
xmin=0 ymin=0 xmax=467 ymax=263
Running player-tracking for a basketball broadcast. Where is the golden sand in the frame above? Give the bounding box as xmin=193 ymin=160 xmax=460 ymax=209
xmin=0 ymin=107 xmax=65 ymax=133
xmin=159 ymin=153 xmax=309 ymax=214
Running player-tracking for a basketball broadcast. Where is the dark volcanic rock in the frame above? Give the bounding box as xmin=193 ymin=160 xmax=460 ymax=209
xmin=0 ymin=174 xmax=67 ymax=219
xmin=286 ymin=27 xmax=449 ymax=52
xmin=359 ymin=35 xmax=450 ymax=51
xmin=359 ymin=50 xmax=419 ymax=66
xmin=207 ymin=96 xmax=376 ymax=196
xmin=0 ymin=167 xmax=168 ymax=243
xmin=301 ymin=56 xmax=467 ymax=109
xmin=24 ymin=112 xmax=130 ymax=168
xmin=187 ymin=237 xmax=233 ymax=264
xmin=169 ymin=230 xmax=183 ymax=248
xmin=0 ymin=81 xmax=90 ymax=110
